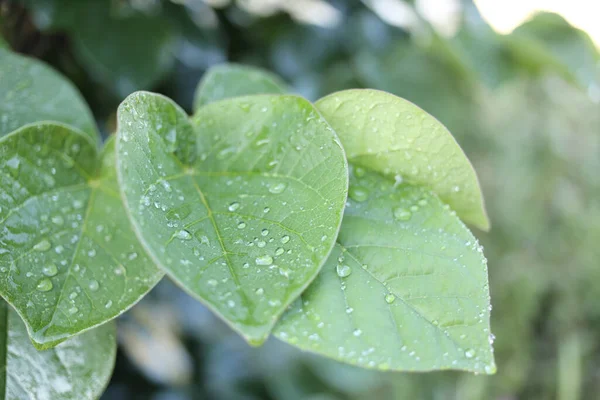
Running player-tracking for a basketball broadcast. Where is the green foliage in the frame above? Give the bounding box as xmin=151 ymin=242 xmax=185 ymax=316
xmin=0 ymin=300 xmax=116 ymax=400
xmin=22 ymin=0 xmax=177 ymax=98
xmin=0 ymin=10 xmax=497 ymax=395
xmin=116 ymin=92 xmax=348 ymax=344
xmin=316 ymin=89 xmax=489 ymax=230
xmin=0 ymin=49 xmax=97 ymax=141
xmin=275 ymin=169 xmax=494 ymax=373
xmin=193 ymin=64 xmax=288 ymax=111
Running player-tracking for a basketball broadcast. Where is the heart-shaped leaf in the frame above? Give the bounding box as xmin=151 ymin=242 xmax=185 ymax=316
xmin=0 ymin=300 xmax=116 ymax=399
xmin=0 ymin=48 xmax=98 ymax=142
xmin=316 ymin=89 xmax=489 ymax=230
xmin=0 ymin=123 xmax=163 ymax=348
xmin=193 ymin=64 xmax=287 ymax=111
xmin=116 ymin=92 xmax=348 ymax=345
xmin=274 ymin=166 xmax=495 ymax=373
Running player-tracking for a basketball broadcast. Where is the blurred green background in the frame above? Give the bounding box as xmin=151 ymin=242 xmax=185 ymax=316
xmin=1 ymin=0 xmax=599 ymax=399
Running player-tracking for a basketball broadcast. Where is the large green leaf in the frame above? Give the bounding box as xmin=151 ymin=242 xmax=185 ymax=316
xmin=22 ymin=0 xmax=177 ymax=98
xmin=316 ymin=89 xmax=489 ymax=230
xmin=193 ymin=64 xmax=288 ymax=112
xmin=0 ymin=300 xmax=116 ymax=399
xmin=116 ymin=92 xmax=348 ymax=345
xmin=0 ymin=49 xmax=98 ymax=142
xmin=274 ymin=166 xmax=495 ymax=373
xmin=0 ymin=123 xmax=163 ymax=348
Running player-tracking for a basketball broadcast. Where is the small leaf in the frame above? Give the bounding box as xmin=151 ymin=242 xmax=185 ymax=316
xmin=317 ymin=89 xmax=489 ymax=230
xmin=0 ymin=300 xmax=116 ymax=399
xmin=116 ymin=92 xmax=348 ymax=345
xmin=0 ymin=49 xmax=98 ymax=142
xmin=274 ymin=166 xmax=495 ymax=373
xmin=193 ymin=64 xmax=287 ymax=111
xmin=0 ymin=123 xmax=163 ymax=348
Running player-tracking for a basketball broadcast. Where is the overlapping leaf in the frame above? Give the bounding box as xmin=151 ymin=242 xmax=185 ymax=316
xmin=0 ymin=49 xmax=97 ymax=141
xmin=316 ymin=89 xmax=489 ymax=231
xmin=193 ymin=64 xmax=288 ymax=112
xmin=0 ymin=124 xmax=163 ymax=348
xmin=274 ymin=167 xmax=495 ymax=373
xmin=272 ymin=90 xmax=494 ymax=373
xmin=0 ymin=300 xmax=116 ymax=399
xmin=116 ymin=92 xmax=348 ymax=345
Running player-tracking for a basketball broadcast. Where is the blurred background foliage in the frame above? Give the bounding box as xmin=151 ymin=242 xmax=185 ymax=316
xmin=1 ymin=0 xmax=599 ymax=399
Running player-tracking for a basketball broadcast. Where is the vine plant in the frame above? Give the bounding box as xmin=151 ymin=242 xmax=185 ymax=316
xmin=0 ymin=48 xmax=494 ymax=398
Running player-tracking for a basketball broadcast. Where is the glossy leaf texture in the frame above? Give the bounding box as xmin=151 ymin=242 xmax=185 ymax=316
xmin=0 ymin=49 xmax=98 ymax=142
xmin=316 ymin=89 xmax=490 ymax=231
xmin=0 ymin=124 xmax=163 ymax=348
xmin=0 ymin=300 xmax=116 ymax=400
xmin=116 ymin=92 xmax=348 ymax=345
xmin=274 ymin=167 xmax=495 ymax=373
xmin=193 ymin=64 xmax=288 ymax=112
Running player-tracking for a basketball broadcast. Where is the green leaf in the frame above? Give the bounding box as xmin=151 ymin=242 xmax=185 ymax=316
xmin=316 ymin=89 xmax=489 ymax=230
xmin=274 ymin=166 xmax=495 ymax=373
xmin=116 ymin=92 xmax=348 ymax=345
xmin=193 ymin=64 xmax=288 ymax=111
xmin=69 ymin=3 xmax=177 ymax=98
xmin=0 ymin=123 xmax=163 ymax=348
xmin=0 ymin=300 xmax=116 ymax=399
xmin=0 ymin=49 xmax=98 ymax=142
xmin=22 ymin=0 xmax=177 ymax=98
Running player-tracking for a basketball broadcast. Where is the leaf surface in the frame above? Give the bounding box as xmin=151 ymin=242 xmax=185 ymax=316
xmin=274 ymin=167 xmax=495 ymax=373
xmin=116 ymin=92 xmax=348 ymax=344
xmin=0 ymin=124 xmax=163 ymax=348
xmin=317 ymin=90 xmax=489 ymax=230
xmin=0 ymin=300 xmax=116 ymax=399
xmin=0 ymin=49 xmax=98 ymax=142
xmin=193 ymin=64 xmax=287 ymax=111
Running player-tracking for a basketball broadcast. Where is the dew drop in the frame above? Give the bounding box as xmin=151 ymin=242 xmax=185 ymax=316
xmin=255 ymin=287 xmax=264 ymax=296
xmin=36 ymin=278 xmax=53 ymax=292
xmin=256 ymin=255 xmax=273 ymax=265
xmin=485 ymin=364 xmax=497 ymax=374
xmin=393 ymin=207 xmax=411 ymax=221
xmin=465 ymin=349 xmax=475 ymax=359
xmin=105 ymin=300 xmax=113 ymax=309
xmin=349 ymin=186 xmax=369 ymax=202
xmin=33 ymin=239 xmax=51 ymax=252
xmin=281 ymin=235 xmax=290 ymax=244
xmin=207 ymin=279 xmax=218 ymax=287
xmin=353 ymin=329 xmax=362 ymax=337
xmin=237 ymin=222 xmax=246 ymax=229
xmin=42 ymin=264 xmax=58 ymax=277
xmin=176 ymin=230 xmax=192 ymax=240
xmin=51 ymin=216 xmax=64 ymax=226
xmin=261 ymin=229 xmax=269 ymax=236
xmin=275 ymin=247 xmax=284 ymax=256
xmin=268 ymin=182 xmax=287 ymax=194
xmin=385 ymin=293 xmax=396 ymax=304
xmin=228 ymin=202 xmax=240 ymax=212
xmin=263 ymin=207 xmax=270 ymax=213
xmin=88 ymin=280 xmax=99 ymax=291
xmin=73 ymin=199 xmax=84 ymax=209
xmin=68 ymin=306 xmax=78 ymax=315
xmin=336 ymin=264 xmax=352 ymax=278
